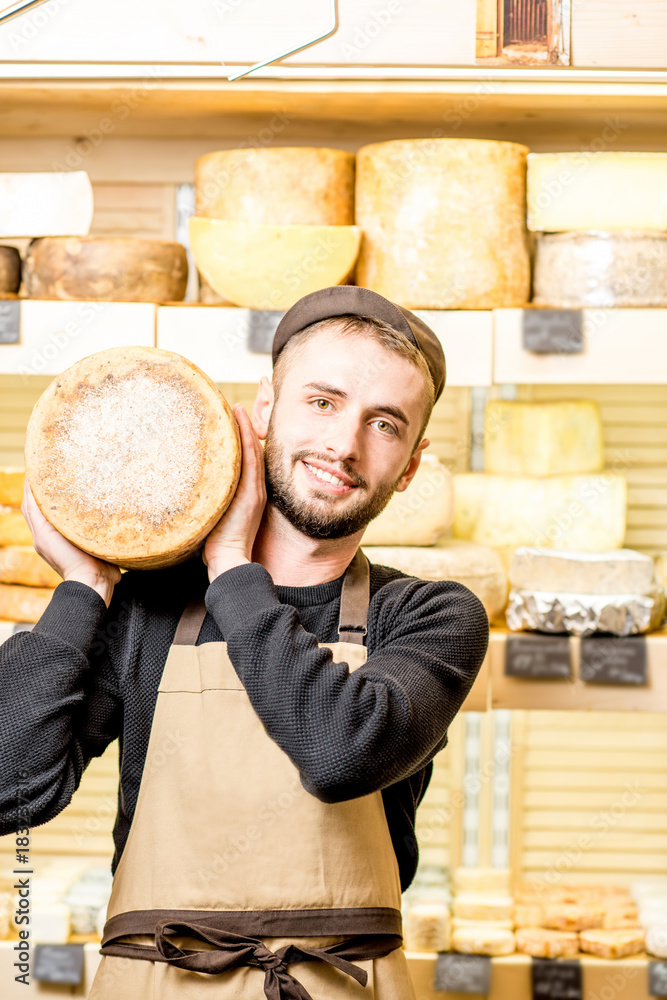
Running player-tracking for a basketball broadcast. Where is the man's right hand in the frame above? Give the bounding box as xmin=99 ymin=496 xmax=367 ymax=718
xmin=22 ymin=481 xmax=121 ymax=608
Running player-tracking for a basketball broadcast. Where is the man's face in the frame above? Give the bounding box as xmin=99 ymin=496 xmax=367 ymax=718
xmin=262 ymin=328 xmax=429 ymax=540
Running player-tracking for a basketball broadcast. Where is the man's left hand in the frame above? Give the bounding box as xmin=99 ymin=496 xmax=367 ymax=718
xmin=203 ymin=405 xmax=267 ymax=583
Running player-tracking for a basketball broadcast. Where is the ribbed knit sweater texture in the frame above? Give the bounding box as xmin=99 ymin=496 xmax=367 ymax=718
xmin=0 ymin=555 xmax=488 ymax=891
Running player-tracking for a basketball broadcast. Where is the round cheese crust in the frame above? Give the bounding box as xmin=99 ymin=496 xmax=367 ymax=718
xmin=24 ymin=237 xmax=188 ymax=302
xmin=25 ymin=346 xmax=241 ymax=570
xmin=0 ymin=246 xmax=21 ymax=294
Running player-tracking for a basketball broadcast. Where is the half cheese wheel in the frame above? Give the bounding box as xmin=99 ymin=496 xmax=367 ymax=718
xmin=0 ymin=246 xmax=21 ymax=294
xmin=188 ymin=218 xmax=361 ymax=311
xmin=0 ymin=583 xmax=54 ymax=623
xmin=195 ymin=147 xmax=355 ymax=225
xmin=0 ymin=468 xmax=25 ymax=506
xmin=25 ymin=347 xmax=241 ymax=570
xmin=0 ymin=546 xmax=61 ymax=588
xmin=24 ymin=238 xmax=188 ymax=303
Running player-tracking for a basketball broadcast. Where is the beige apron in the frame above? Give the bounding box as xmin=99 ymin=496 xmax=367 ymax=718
xmin=91 ymin=550 xmax=415 ymax=1000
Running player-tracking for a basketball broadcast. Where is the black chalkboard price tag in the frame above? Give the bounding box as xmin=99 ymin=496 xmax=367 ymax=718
xmin=522 ymin=309 xmax=583 ymax=354
xmin=505 ymin=635 xmax=572 ymax=679
xmin=0 ymin=300 xmax=20 ymax=344
xmin=532 ymin=958 xmax=582 ymax=1000
xmin=247 ymin=310 xmax=285 ymax=354
xmin=649 ymin=961 xmax=667 ymax=997
xmin=580 ymin=636 xmax=647 ymax=686
xmin=434 ymin=953 xmax=492 ymax=994
xmin=34 ymin=944 xmax=84 ymax=984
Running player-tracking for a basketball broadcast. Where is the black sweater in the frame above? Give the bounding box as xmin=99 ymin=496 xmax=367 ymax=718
xmin=0 ymin=556 xmax=489 ymax=892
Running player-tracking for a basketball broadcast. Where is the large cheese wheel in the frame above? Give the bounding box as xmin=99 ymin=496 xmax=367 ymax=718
xmin=453 ymin=473 xmax=627 ymax=552
xmin=24 ymin=347 xmax=241 ymax=570
xmin=0 ymin=547 xmax=61 ymax=588
xmin=362 ymin=540 xmax=507 ymax=620
xmin=195 ymin=147 xmax=355 ymax=225
xmin=24 ymin=238 xmax=188 ymax=303
xmin=527 ymin=152 xmax=667 ymax=232
xmin=0 ymin=506 xmax=32 ymax=547
xmin=355 ymin=139 xmax=530 ymax=309
xmin=0 ymin=583 xmax=54 ymax=623
xmin=0 ymin=246 xmax=21 ymax=294
xmin=361 ymin=454 xmax=453 ymax=547
xmin=484 ymin=400 xmax=604 ymax=477
xmin=0 ymin=468 xmax=25 ymax=506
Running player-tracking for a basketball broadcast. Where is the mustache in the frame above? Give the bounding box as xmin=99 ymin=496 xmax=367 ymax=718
xmin=291 ymin=449 xmax=368 ymax=490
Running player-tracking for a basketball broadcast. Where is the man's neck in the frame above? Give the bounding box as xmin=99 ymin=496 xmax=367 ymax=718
xmin=251 ymin=504 xmax=364 ymax=587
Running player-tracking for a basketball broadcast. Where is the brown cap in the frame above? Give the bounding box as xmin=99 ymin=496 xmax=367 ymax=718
xmin=272 ymin=286 xmax=446 ymax=401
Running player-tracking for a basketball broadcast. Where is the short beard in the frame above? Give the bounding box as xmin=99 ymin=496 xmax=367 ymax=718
xmin=264 ymin=423 xmax=405 ymax=540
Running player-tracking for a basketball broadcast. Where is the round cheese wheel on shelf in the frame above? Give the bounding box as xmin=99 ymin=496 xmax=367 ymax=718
xmin=533 ymin=231 xmax=667 ymax=307
xmin=0 ymin=583 xmax=54 ymax=623
xmin=355 ymin=138 xmax=530 ymax=309
xmin=24 ymin=237 xmax=188 ymax=302
xmin=195 ymin=147 xmax=355 ymax=225
xmin=0 ymin=246 xmax=21 ymax=294
xmin=25 ymin=346 xmax=241 ymax=570
xmin=0 ymin=546 xmax=61 ymax=588
xmin=0 ymin=506 xmax=32 ymax=547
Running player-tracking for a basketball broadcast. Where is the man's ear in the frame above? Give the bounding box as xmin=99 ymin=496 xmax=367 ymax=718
xmin=393 ymin=438 xmax=430 ymax=493
xmin=252 ymin=376 xmax=274 ymax=440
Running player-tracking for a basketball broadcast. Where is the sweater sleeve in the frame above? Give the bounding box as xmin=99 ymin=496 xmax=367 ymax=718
xmin=206 ymin=562 xmax=488 ymax=803
xmin=0 ymin=580 xmax=123 ymax=834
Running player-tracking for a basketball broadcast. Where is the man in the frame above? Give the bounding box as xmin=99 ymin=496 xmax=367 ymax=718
xmin=0 ymin=286 xmax=488 ymax=998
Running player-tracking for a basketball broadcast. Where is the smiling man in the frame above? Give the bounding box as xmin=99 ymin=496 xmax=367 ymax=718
xmin=1 ymin=286 xmax=488 ymax=1000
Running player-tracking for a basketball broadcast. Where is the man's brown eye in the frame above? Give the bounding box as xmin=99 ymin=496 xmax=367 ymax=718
xmin=316 ymin=399 xmax=329 ymax=409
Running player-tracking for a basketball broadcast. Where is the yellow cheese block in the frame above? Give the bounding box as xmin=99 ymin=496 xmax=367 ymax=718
xmin=361 ymin=454 xmax=453 ymax=547
xmin=453 ymin=894 xmax=514 ymax=922
xmin=0 ymin=468 xmax=25 ymax=506
xmin=527 ymin=152 xmax=667 ymax=232
xmin=0 ymin=583 xmax=54 ymax=623
xmin=452 ymin=926 xmax=515 ymax=956
xmin=355 ymin=138 xmax=530 ymax=309
xmin=515 ymin=928 xmax=579 ymax=959
xmin=188 ymin=218 xmax=361 ymax=311
xmin=579 ymin=929 xmax=644 ymax=959
xmin=453 ymin=473 xmax=627 ymax=551
xmin=454 ymin=868 xmax=511 ymax=894
xmin=195 ymin=147 xmax=355 ymax=225
xmin=0 ymin=506 xmax=32 ymax=547
xmin=0 ymin=547 xmax=61 ymax=588
xmin=484 ymin=400 xmax=604 ymax=476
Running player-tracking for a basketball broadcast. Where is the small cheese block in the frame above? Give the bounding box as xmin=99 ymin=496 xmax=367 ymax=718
xmin=24 ymin=346 xmax=241 ymax=570
xmin=579 ymin=928 xmax=644 ymax=959
xmin=0 ymin=171 xmax=93 ymax=237
xmin=544 ymin=905 xmax=604 ymax=932
xmin=527 ymin=152 xmax=667 ymax=232
xmin=646 ymin=924 xmax=667 ymax=958
xmin=30 ymin=902 xmax=70 ymax=944
xmin=0 ymin=583 xmax=54 ymax=623
xmin=453 ymin=868 xmax=510 ymax=894
xmin=452 ymin=926 xmax=515 ymax=956
xmin=0 ymin=468 xmax=25 ymax=506
xmin=404 ymin=903 xmax=451 ymax=952
xmin=515 ymin=928 xmax=580 ymax=959
xmin=0 ymin=246 xmax=21 ymax=294
xmin=361 ymin=455 xmax=454 ymax=547
xmin=510 ymin=548 xmax=656 ymax=595
xmin=453 ymin=894 xmax=514 ymax=922
xmin=484 ymin=400 xmax=604 ymax=477
xmin=24 ymin=237 xmax=188 ymax=303
xmin=0 ymin=506 xmax=32 ymax=547
xmin=195 ymin=147 xmax=355 ymax=225
xmin=188 ymin=218 xmax=361 ymax=311
xmin=514 ymin=904 xmax=544 ymax=928
xmin=533 ymin=231 xmax=667 ymax=308
xmin=355 ymin=138 xmax=530 ymax=309
xmin=603 ymin=908 xmax=641 ymax=930
xmin=0 ymin=547 xmax=61 ymax=588
xmin=453 ymin=473 xmax=627 ymax=551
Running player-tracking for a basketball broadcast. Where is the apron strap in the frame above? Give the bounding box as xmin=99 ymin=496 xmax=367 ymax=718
xmin=172 ymin=549 xmax=370 ymax=647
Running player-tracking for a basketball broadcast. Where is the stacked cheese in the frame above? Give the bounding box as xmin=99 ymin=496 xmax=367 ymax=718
xmin=514 ymin=883 xmax=644 ymax=959
xmin=0 ymin=468 xmax=59 ymax=625
xmin=528 ymin=153 xmax=667 ymax=307
xmin=190 ymin=147 xmax=360 ymax=309
xmin=362 ymin=454 xmax=508 ymax=621
xmin=450 ymin=867 xmax=516 ymax=956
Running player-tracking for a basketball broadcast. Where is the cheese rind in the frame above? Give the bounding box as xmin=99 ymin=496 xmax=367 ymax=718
xmin=484 ymin=400 xmax=604 ymax=477
xmin=0 ymin=171 xmax=93 ymax=237
xmin=0 ymin=506 xmax=32 ymax=547
xmin=361 ymin=455 xmax=454 ymax=547
xmin=527 ymin=152 xmax=667 ymax=232
xmin=355 ymin=138 xmax=530 ymax=309
xmin=544 ymin=905 xmax=604 ymax=932
xmin=579 ymin=928 xmax=644 ymax=959
xmin=0 ymin=246 xmax=21 ymax=294
xmin=0 ymin=583 xmax=54 ymax=623
xmin=0 ymin=547 xmax=61 ymax=588
xmin=0 ymin=468 xmax=25 ymax=507
xmin=509 ymin=548 xmax=656 ymax=595
xmin=515 ymin=928 xmax=579 ymax=959
xmin=188 ymin=218 xmax=361 ymax=311
xmin=453 ymin=473 xmax=627 ymax=551
xmin=452 ymin=927 xmax=515 ymax=956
